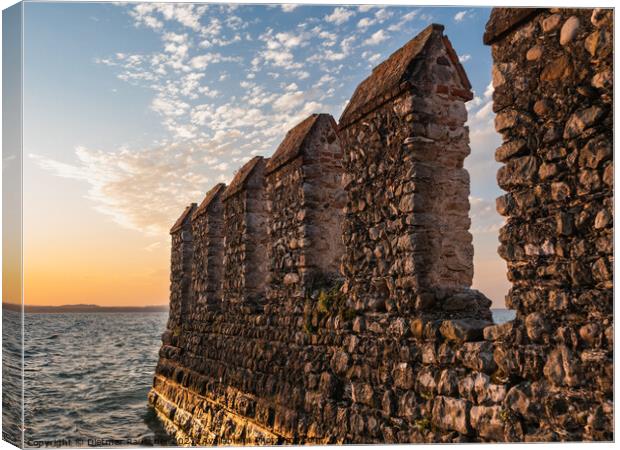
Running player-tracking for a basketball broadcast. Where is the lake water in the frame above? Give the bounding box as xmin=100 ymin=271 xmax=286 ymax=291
xmin=3 ymin=310 xmax=174 ymax=447
xmin=2 ymin=308 xmax=515 ymax=447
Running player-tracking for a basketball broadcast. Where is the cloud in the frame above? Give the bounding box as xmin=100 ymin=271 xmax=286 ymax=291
xmin=466 ymin=95 xmax=482 ymax=112
xmin=151 ymin=94 xmax=190 ymax=118
xmin=273 ymin=90 xmax=306 ymax=112
xmin=144 ymin=242 xmax=162 ymax=252
xmin=188 ymin=52 xmax=240 ymax=70
xmin=358 ymin=5 xmax=375 ymax=12
xmin=362 ymin=29 xmax=389 ymax=46
xmin=325 ymin=7 xmax=355 ymax=25
xmin=274 ymin=31 xmax=306 ymax=48
xmin=30 ymin=145 xmax=209 ymax=235
xmin=464 ymin=79 xmax=503 ymax=203
xmin=387 ymin=10 xmax=418 ymax=31
xmin=459 ymin=54 xmax=471 ymax=63
xmin=214 ymin=162 xmax=229 ymax=171
xmin=86 ymin=3 xmax=413 ymax=237
xmin=469 ymin=196 xmax=504 ymax=233
xmin=281 ymin=4 xmax=299 ymax=12
xmin=373 ymin=8 xmax=393 ymax=23
xmin=155 ymin=3 xmax=205 ymax=31
xmin=162 ymin=32 xmax=188 ymax=44
xmin=129 ymin=4 xmax=163 ymax=30
xmin=341 ymin=35 xmax=356 ymax=54
xmin=362 ymin=51 xmax=382 ymax=65
xmin=130 ymin=3 xmax=208 ymax=32
xmin=357 ymin=17 xmax=375 ymax=29
xmin=261 ymin=48 xmax=300 ymax=68
xmin=356 ymin=8 xmax=392 ymax=29
xmin=454 ymin=10 xmax=469 ymax=22
xmin=474 ymin=100 xmax=493 ymax=121
xmin=484 ymin=80 xmax=494 ymax=99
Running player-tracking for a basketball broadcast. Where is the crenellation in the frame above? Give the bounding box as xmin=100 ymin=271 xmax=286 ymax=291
xmin=222 ymin=156 xmax=270 ymax=306
xmin=265 ymin=113 xmax=345 ymax=302
xmin=149 ymin=12 xmax=613 ymax=445
xmin=191 ymin=183 xmax=226 ymax=313
xmin=339 ymin=24 xmax=478 ymax=315
xmin=167 ymin=203 xmax=197 ymax=335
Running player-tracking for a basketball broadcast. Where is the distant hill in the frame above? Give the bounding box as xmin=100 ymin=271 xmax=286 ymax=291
xmin=2 ymin=303 xmax=168 ymax=314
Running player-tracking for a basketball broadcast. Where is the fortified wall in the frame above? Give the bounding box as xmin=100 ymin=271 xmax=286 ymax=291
xmin=149 ymin=10 xmax=613 ymax=444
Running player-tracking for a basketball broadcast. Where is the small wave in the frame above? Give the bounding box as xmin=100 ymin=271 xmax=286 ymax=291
xmin=20 ymin=311 xmax=170 ymax=445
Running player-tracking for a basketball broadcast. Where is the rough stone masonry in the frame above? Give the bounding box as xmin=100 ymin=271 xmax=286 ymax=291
xmin=149 ymin=10 xmax=613 ymax=444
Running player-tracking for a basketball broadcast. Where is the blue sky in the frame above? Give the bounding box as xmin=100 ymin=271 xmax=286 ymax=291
xmin=22 ymin=2 xmax=509 ymax=306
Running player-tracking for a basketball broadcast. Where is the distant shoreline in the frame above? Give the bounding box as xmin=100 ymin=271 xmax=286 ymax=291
xmin=2 ymin=303 xmax=169 ymax=314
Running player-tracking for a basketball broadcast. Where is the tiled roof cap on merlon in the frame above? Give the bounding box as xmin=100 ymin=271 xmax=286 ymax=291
xmin=265 ymin=113 xmax=337 ymax=175
xmin=170 ymin=203 xmax=197 ymax=234
xmin=483 ymin=8 xmax=544 ymax=45
xmin=339 ymin=23 xmax=472 ymax=129
xmin=192 ymin=183 xmax=226 ymax=221
xmin=222 ymin=156 xmax=267 ymax=201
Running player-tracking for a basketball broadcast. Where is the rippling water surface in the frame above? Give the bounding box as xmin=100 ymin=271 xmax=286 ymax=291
xmin=3 ymin=309 xmax=23 ymax=447
xmin=492 ymin=308 xmax=516 ymax=324
xmin=3 ymin=308 xmax=515 ymax=447
xmin=13 ymin=311 xmax=173 ymax=447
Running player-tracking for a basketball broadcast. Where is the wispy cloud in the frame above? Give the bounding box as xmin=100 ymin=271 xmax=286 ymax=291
xmin=281 ymin=4 xmax=299 ymax=13
xmin=363 ymin=29 xmax=389 ymax=46
xmin=144 ymin=242 xmax=162 ymax=252
xmin=30 ymin=144 xmax=210 ymax=235
xmin=454 ymin=10 xmax=471 ymax=22
xmin=38 ymin=4 xmax=444 ymax=237
xmin=469 ymin=196 xmax=504 ymax=233
xmin=464 ymin=77 xmax=502 ymax=228
xmin=325 ymin=7 xmax=355 ymax=25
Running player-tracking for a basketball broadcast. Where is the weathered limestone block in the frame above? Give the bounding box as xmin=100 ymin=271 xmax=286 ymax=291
xmin=432 ymin=396 xmax=471 ymax=435
xmin=469 ymin=405 xmax=504 ymax=441
xmin=440 ymin=319 xmax=493 ymax=343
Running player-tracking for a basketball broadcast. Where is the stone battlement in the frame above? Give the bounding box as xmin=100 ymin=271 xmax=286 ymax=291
xmin=149 ymin=11 xmax=613 ymax=444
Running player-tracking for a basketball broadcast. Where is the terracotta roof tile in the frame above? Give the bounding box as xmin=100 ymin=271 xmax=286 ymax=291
xmin=192 ymin=183 xmax=226 ymax=221
xmin=170 ymin=203 xmax=197 ymax=234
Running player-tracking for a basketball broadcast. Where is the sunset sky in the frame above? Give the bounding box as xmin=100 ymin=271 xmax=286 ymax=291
xmin=16 ymin=2 xmax=508 ymax=307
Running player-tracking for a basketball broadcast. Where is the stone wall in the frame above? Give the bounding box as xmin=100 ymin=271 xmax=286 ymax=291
xmin=221 ymin=157 xmax=270 ymax=305
xmin=482 ymin=7 xmax=613 ymax=441
xmin=149 ymin=13 xmax=613 ymax=444
xmin=191 ymin=183 xmax=226 ymax=313
xmin=265 ymin=113 xmax=344 ymax=300
xmin=166 ymin=203 xmax=196 ymax=333
xmin=339 ymin=24 xmax=480 ymax=316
